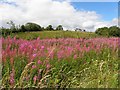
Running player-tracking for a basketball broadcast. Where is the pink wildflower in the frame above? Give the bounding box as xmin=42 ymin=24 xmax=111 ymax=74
xmin=32 ymin=65 xmax=37 ymax=69
xmin=73 ymin=54 xmax=77 ymax=59
xmin=10 ymin=69 xmax=15 ymax=86
xmin=33 ymin=75 xmax=37 ymax=81
xmin=33 ymin=54 xmax=37 ymax=58
xmin=37 ymin=60 xmax=42 ymax=64
xmin=10 ymin=79 xmax=15 ymax=85
xmin=46 ymin=64 xmax=51 ymax=70
xmin=33 ymin=75 xmax=37 ymax=84
xmin=41 ymin=46 xmax=44 ymax=49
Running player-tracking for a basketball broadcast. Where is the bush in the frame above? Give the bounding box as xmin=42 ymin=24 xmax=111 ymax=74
xmin=56 ymin=25 xmax=63 ymax=31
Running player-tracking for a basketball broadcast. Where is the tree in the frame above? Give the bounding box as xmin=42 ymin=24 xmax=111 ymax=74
xmin=83 ymin=30 xmax=86 ymax=32
xmin=56 ymin=25 xmax=63 ymax=31
xmin=95 ymin=27 xmax=109 ymax=36
xmin=75 ymin=28 xmax=82 ymax=32
xmin=24 ymin=22 xmax=42 ymax=31
xmin=45 ymin=25 xmax=54 ymax=31
xmin=7 ymin=21 xmax=15 ymax=29
xmin=95 ymin=26 xmax=120 ymax=37
xmin=109 ymin=26 xmax=120 ymax=37
xmin=20 ymin=25 xmax=26 ymax=32
xmin=41 ymin=27 xmax=45 ymax=31
xmin=7 ymin=21 xmax=17 ymax=33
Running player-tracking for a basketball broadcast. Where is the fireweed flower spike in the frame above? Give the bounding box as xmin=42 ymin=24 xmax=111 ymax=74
xmin=33 ymin=75 xmax=38 ymax=84
xmin=37 ymin=60 xmax=42 ymax=64
xmin=10 ymin=69 xmax=15 ymax=86
xmin=32 ymin=65 xmax=37 ymax=69
xmin=41 ymin=46 xmax=45 ymax=49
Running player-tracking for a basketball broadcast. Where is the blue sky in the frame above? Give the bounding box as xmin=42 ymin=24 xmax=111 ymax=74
xmin=71 ymin=2 xmax=118 ymax=21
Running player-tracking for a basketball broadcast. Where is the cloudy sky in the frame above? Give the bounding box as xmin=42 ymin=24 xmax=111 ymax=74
xmin=0 ymin=0 xmax=119 ymax=32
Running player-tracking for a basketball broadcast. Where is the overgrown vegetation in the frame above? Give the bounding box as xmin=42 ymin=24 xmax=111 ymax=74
xmin=1 ymin=37 xmax=119 ymax=88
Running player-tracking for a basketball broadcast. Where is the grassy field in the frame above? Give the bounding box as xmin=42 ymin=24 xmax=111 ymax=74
xmin=9 ymin=31 xmax=98 ymax=40
xmin=1 ymin=31 xmax=119 ymax=88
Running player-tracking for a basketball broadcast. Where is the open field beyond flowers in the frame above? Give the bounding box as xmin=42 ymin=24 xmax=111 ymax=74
xmin=8 ymin=31 xmax=98 ymax=40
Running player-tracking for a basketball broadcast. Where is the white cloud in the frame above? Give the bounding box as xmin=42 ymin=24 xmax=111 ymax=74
xmin=94 ymin=18 xmax=118 ymax=30
xmin=0 ymin=0 xmax=118 ymax=32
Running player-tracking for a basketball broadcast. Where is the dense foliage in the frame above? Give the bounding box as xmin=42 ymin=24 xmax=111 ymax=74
xmin=95 ymin=26 xmax=120 ymax=37
xmin=23 ymin=23 xmax=42 ymax=32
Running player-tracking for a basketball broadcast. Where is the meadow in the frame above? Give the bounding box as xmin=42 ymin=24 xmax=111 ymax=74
xmin=8 ymin=31 xmax=98 ymax=40
xmin=0 ymin=31 xmax=119 ymax=88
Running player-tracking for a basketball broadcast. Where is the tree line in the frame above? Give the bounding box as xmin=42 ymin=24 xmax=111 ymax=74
xmin=0 ymin=21 xmax=120 ymax=37
xmin=0 ymin=21 xmax=64 ymax=37
xmin=95 ymin=26 xmax=120 ymax=37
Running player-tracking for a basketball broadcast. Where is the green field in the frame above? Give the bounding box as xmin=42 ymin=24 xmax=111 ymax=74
xmin=9 ymin=31 xmax=99 ymax=40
